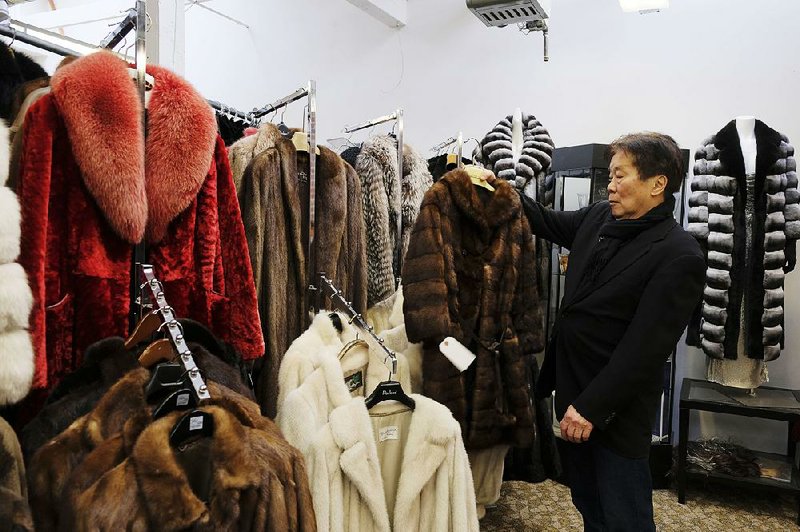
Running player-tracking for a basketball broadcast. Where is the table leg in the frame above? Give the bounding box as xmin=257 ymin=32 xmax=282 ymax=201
xmin=677 ymin=406 xmax=689 ymax=504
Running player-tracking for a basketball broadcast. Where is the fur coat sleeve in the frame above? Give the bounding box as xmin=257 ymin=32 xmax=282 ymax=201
xmin=402 ymin=198 xmax=463 ymax=344
xmin=0 ymin=119 xmax=34 ymax=405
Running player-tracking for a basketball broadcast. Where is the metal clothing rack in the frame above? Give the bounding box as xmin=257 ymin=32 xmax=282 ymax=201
xmin=343 ymin=109 xmax=405 ymax=281
xmin=138 ymin=264 xmax=211 ymax=402
xmin=431 ymin=132 xmax=465 ymax=168
xmin=317 ymin=272 xmax=398 ymax=374
xmin=99 ymin=7 xmax=137 ymax=49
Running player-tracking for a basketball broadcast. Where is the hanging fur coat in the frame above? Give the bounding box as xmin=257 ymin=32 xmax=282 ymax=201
xmin=69 ymin=405 xmax=316 ymax=531
xmin=356 ymin=136 xmax=433 ymax=306
xmin=475 ymin=112 xmax=555 ymax=205
xmin=0 ymin=120 xmax=34 ymax=406
xmin=306 ymin=395 xmax=479 ymax=532
xmin=28 ymin=356 xmax=311 ymax=531
xmin=0 ymin=417 xmax=32 ymax=531
xmin=228 ymin=123 xmax=368 ymax=417
xmin=0 ymin=41 xmax=48 ymax=123
xmin=687 ymin=120 xmax=799 ymax=361
xmin=476 ymin=112 xmax=555 ymax=329
xmin=403 ymin=169 xmax=543 ymax=450
xmin=15 ymin=51 xmax=263 ymax=392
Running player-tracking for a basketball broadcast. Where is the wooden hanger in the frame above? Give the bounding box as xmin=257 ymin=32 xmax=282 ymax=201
xmin=124 ymin=311 xmax=161 ymax=350
xmin=138 ymin=338 xmax=176 ymax=368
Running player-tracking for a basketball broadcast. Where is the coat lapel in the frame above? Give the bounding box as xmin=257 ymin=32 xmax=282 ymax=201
xmin=393 ymin=395 xmax=453 ymax=524
xmin=330 ymin=399 xmax=392 ymax=532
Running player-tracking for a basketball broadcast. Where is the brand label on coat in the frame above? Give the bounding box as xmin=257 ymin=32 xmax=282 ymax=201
xmin=439 ymin=337 xmax=476 ymax=372
xmin=344 ymin=371 xmax=364 ymax=394
xmin=176 ymin=393 xmax=190 ymax=407
xmin=379 ymin=426 xmax=399 ymax=442
xmin=189 ymin=416 xmax=204 ymax=431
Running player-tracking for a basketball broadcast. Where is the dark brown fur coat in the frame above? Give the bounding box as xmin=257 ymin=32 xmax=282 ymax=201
xmin=0 ymin=417 xmax=32 ymax=531
xmin=229 ymin=123 xmax=368 ymax=417
xmin=402 ymin=169 xmax=544 ymax=449
xmin=28 ymin=358 xmax=312 ymax=531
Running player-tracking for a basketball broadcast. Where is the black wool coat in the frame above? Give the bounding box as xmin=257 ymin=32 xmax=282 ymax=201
xmin=521 ymin=197 xmax=705 ymax=458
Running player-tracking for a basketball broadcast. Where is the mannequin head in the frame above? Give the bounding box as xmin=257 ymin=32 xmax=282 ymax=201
xmin=606 ymin=133 xmax=683 ymax=220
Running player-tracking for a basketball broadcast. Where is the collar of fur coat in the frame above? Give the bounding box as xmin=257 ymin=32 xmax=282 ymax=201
xmin=475 ymin=112 xmax=554 ymax=190
xmin=439 ymin=169 xmax=521 ymax=229
xmin=49 ymin=51 xmax=217 ymax=244
xmin=131 ymin=405 xmax=262 ymax=529
xmin=327 ymin=395 xmax=461 ymax=525
xmin=705 ymin=119 xmax=786 ymax=180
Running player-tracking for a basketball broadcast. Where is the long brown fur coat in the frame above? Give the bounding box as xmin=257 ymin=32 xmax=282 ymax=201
xmin=402 ymin=169 xmax=544 ymax=449
xmin=228 ymin=124 xmax=368 ymax=417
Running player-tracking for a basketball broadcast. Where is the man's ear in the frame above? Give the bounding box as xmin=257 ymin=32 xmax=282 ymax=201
xmin=651 ymin=175 xmax=667 ymax=197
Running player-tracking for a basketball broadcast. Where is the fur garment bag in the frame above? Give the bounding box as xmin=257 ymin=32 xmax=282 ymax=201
xmin=688 ymin=120 xmax=798 ymax=361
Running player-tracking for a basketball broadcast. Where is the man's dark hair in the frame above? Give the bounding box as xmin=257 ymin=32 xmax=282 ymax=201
xmin=607 ymin=132 xmax=685 ymax=196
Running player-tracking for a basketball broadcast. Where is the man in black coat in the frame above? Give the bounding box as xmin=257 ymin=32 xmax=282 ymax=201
xmin=488 ymin=133 xmax=706 ymax=531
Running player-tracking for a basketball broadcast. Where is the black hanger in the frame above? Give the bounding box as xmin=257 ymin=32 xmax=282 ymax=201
xmin=170 ymin=410 xmax=215 ymax=447
xmin=152 ymin=387 xmax=198 ymax=419
xmin=365 ymin=380 xmax=415 ymax=410
xmin=145 ymin=362 xmax=186 ymax=402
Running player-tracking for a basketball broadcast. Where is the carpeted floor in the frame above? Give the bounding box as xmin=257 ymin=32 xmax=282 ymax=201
xmin=481 ymin=480 xmax=799 ymax=531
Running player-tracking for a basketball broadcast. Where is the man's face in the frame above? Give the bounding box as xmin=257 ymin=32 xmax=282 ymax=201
xmin=607 ymin=151 xmax=659 ymax=220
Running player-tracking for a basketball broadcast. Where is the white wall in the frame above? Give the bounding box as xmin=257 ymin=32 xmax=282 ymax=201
xmin=181 ymin=0 xmax=800 ymax=454
xmin=9 ymin=0 xmax=800 ymax=452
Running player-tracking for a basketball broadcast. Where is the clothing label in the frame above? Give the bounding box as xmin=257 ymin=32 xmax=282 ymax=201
xmin=189 ymin=416 xmax=204 ymax=431
xmin=439 ymin=337 xmax=476 ymax=372
xmin=379 ymin=426 xmax=399 ymax=442
xmin=176 ymin=393 xmax=190 ymax=407
xmin=344 ymin=371 xmax=364 ymax=394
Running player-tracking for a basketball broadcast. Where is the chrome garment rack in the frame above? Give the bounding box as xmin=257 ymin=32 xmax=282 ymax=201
xmin=431 ymin=132 xmax=465 ymax=168
xmin=343 ymin=109 xmax=405 ymax=282
xmin=99 ymin=7 xmax=137 ymax=49
xmin=318 ymin=273 xmax=398 ymax=374
xmin=138 ymin=264 xmax=211 ymax=402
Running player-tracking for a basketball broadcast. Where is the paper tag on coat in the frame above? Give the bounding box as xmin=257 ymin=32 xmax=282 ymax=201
xmin=439 ymin=337 xmax=476 ymax=372
xmin=189 ymin=416 xmax=204 ymax=431
xmin=379 ymin=426 xmax=399 ymax=442
xmin=176 ymin=393 xmax=190 ymax=407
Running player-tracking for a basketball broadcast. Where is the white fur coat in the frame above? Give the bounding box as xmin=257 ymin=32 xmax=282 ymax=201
xmin=0 ymin=121 xmax=34 ymax=405
xmin=276 ymin=311 xmax=411 ymax=453
xmin=306 ymin=395 xmax=479 ymax=532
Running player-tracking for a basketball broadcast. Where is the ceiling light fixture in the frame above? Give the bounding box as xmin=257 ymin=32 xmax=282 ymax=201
xmin=619 ymin=0 xmax=669 ymax=14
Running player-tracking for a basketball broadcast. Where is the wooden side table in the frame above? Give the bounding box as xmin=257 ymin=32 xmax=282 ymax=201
xmin=676 ymin=378 xmax=800 ymax=524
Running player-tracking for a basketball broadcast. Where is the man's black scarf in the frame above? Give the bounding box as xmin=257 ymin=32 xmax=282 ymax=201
xmin=579 ymin=197 xmax=676 ymax=289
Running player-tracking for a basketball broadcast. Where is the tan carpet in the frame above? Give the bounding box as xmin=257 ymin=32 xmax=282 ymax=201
xmin=480 ymin=480 xmax=799 ymax=531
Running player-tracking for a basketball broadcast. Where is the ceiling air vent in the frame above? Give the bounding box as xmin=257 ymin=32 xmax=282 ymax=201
xmin=466 ymin=0 xmax=550 ymax=28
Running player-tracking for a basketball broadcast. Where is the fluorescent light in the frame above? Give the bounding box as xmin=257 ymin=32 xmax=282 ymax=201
xmin=619 ymin=0 xmax=669 ymax=13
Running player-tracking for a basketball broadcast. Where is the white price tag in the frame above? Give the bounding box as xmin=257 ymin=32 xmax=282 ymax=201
xmin=439 ymin=337 xmax=476 ymax=372
xmin=189 ymin=416 xmax=204 ymax=431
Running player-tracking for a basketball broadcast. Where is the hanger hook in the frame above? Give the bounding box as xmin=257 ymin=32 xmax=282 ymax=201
xmin=279 ymin=105 xmax=288 ymax=124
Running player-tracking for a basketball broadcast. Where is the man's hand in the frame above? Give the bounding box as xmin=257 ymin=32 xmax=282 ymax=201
xmin=560 ymin=405 xmax=593 ymax=443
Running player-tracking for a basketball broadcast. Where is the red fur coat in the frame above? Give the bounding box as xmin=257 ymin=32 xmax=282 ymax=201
xmin=17 ymin=51 xmax=264 ymax=391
